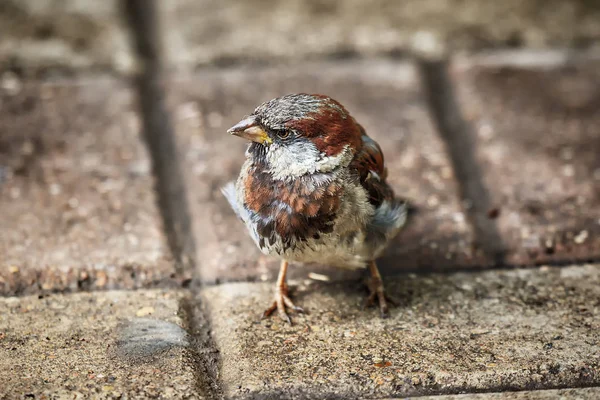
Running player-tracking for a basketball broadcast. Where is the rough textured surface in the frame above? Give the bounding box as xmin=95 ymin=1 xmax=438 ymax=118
xmin=417 ymin=387 xmax=600 ymax=399
xmin=200 ymin=264 xmax=600 ymax=399
xmin=169 ymin=60 xmax=484 ymax=284
xmin=0 ymin=0 xmax=134 ymax=75
xmin=0 ymin=78 xmax=178 ymax=295
xmin=0 ymin=290 xmax=199 ymax=399
xmin=451 ymin=55 xmax=600 ymax=266
xmin=3 ymin=0 xmax=600 ymax=74
xmin=161 ymin=0 xmax=600 ymax=68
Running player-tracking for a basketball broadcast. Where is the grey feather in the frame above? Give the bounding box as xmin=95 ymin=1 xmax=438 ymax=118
xmin=366 ymin=199 xmax=408 ymax=256
xmin=221 ymin=181 xmax=243 ymax=220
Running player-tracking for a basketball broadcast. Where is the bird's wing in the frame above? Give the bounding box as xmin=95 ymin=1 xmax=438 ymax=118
xmin=351 ymin=126 xmax=409 ymax=250
xmin=350 ymin=125 xmax=394 ymax=207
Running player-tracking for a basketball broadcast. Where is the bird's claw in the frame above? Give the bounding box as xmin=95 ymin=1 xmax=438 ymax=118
xmin=366 ymin=279 xmax=396 ymax=318
xmin=261 ymin=286 xmax=304 ymax=324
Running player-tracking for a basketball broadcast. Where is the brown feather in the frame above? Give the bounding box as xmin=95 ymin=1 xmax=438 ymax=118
xmin=350 ymin=128 xmax=395 ymax=207
xmin=243 ymin=160 xmax=343 ymax=243
xmin=285 ymin=98 xmax=362 ymax=156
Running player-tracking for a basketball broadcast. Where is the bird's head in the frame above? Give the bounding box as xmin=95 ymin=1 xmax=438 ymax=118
xmin=227 ymin=93 xmax=362 ymax=179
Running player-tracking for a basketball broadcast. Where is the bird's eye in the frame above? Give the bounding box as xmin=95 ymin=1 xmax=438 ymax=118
xmin=276 ymin=130 xmax=290 ymax=139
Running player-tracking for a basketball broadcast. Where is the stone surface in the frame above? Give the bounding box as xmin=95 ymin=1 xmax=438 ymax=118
xmin=0 ymin=289 xmax=199 ymax=399
xmin=418 ymin=387 xmax=600 ymax=399
xmin=2 ymin=0 xmax=600 ymax=74
xmin=0 ymin=0 xmax=134 ymax=75
xmin=200 ymin=264 xmax=600 ymax=399
xmin=160 ymin=0 xmax=600 ymax=68
xmin=169 ymin=60 xmax=483 ymax=284
xmin=451 ymin=55 xmax=600 ymax=266
xmin=0 ymin=78 xmax=178 ymax=295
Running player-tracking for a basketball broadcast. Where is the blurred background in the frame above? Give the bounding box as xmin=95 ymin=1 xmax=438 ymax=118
xmin=1 ymin=0 xmax=599 ymax=287
xmin=1 ymin=3 xmax=600 ymax=397
xmin=1 ymin=0 xmax=600 ymax=76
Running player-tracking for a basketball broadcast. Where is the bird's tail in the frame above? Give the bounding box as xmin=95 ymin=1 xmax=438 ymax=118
xmin=366 ymin=198 xmax=408 ymax=250
xmin=220 ymin=181 xmax=244 ymax=221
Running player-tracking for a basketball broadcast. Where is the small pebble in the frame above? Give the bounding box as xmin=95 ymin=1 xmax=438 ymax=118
xmin=136 ymin=306 xmax=155 ymax=317
xmin=1 ymin=71 xmax=22 ymax=95
xmin=49 ymin=183 xmax=62 ymax=196
xmin=427 ymin=195 xmax=440 ymax=207
xmin=574 ymin=230 xmax=588 ymax=244
xmin=562 ymin=164 xmax=575 ymax=177
xmin=308 ymin=272 xmax=330 ymax=282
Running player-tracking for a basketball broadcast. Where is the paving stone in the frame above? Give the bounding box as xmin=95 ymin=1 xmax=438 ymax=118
xmin=417 ymin=387 xmax=600 ymax=399
xmin=0 ymin=79 xmax=178 ymax=295
xmin=0 ymin=289 xmax=199 ymax=399
xmin=159 ymin=0 xmax=600 ymax=68
xmin=169 ymin=60 xmax=485 ymax=284
xmin=0 ymin=0 xmax=135 ymax=75
xmin=451 ymin=55 xmax=600 ymax=266
xmin=199 ymin=264 xmax=600 ymax=399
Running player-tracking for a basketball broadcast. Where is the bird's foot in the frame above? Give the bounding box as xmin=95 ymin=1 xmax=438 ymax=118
xmin=261 ymin=285 xmax=304 ymax=324
xmin=366 ymin=277 xmax=397 ymax=318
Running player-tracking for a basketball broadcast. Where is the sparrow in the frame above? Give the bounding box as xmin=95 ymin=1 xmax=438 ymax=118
xmin=222 ymin=93 xmax=407 ymax=323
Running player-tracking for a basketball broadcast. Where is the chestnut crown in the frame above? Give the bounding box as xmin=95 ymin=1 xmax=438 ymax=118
xmin=228 ymin=94 xmax=362 ymax=158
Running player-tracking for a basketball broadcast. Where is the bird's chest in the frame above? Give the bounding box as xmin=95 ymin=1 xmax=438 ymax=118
xmin=240 ymin=164 xmax=374 ymax=267
xmin=242 ymin=165 xmax=340 ymax=242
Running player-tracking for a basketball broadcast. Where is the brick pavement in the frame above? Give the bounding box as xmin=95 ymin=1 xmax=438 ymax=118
xmin=0 ymin=290 xmax=198 ymax=398
xmin=1 ymin=1 xmax=600 ymax=398
xmin=3 ymin=1 xmax=600 ymax=75
xmin=2 ymin=52 xmax=599 ymax=399
xmin=0 ymin=79 xmax=182 ymax=296
xmin=200 ymin=264 xmax=599 ymax=398
xmin=0 ymin=0 xmax=134 ymax=75
xmin=451 ymin=55 xmax=600 ymax=266
xmin=419 ymin=388 xmax=600 ymax=400
xmin=159 ymin=1 xmax=600 ymax=68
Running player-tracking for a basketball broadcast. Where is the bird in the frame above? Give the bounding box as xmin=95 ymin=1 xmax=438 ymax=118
xmin=222 ymin=93 xmax=408 ymax=323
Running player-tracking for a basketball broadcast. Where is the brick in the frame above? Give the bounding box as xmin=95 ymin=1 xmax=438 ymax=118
xmin=0 ymin=79 xmax=177 ymax=295
xmin=199 ymin=264 xmax=600 ymax=398
xmin=0 ymin=1 xmax=134 ymax=74
xmin=159 ymin=1 xmax=600 ymax=68
xmin=169 ymin=60 xmax=483 ymax=284
xmin=0 ymin=289 xmax=199 ymax=399
xmin=417 ymin=387 xmax=600 ymax=399
xmin=451 ymin=54 xmax=600 ymax=266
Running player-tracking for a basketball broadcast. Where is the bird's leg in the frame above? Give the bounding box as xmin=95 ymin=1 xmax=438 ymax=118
xmin=366 ymin=260 xmax=396 ymax=318
xmin=262 ymin=260 xmax=304 ymax=324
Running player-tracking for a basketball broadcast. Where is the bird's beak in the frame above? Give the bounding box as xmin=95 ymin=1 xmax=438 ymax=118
xmin=227 ymin=116 xmax=272 ymax=145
